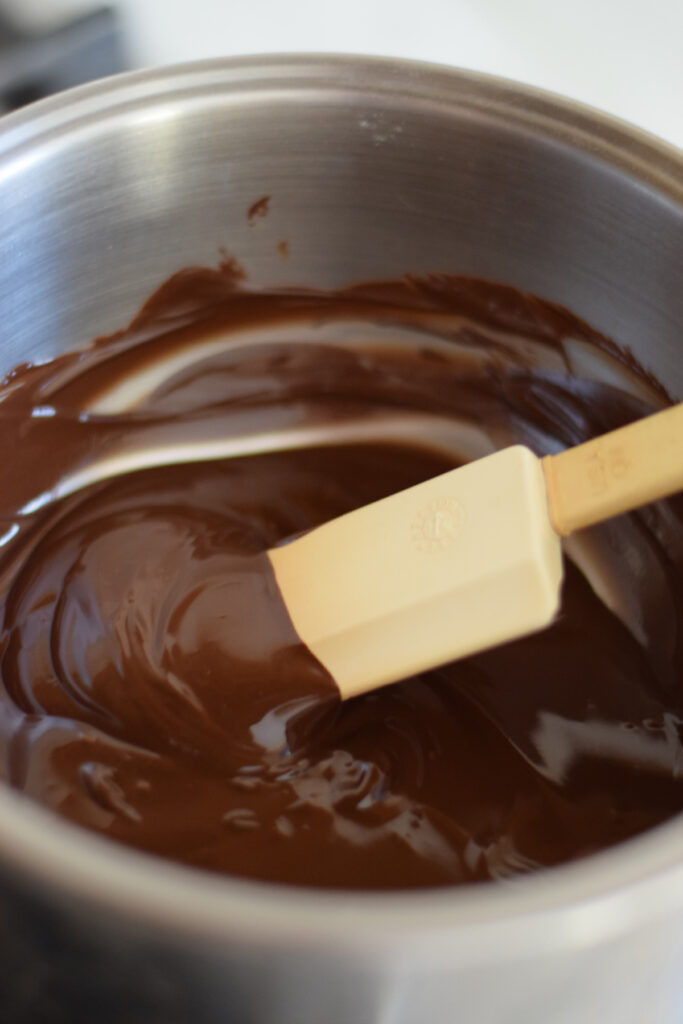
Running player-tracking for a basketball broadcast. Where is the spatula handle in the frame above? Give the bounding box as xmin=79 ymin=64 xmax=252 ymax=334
xmin=542 ymin=402 xmax=683 ymax=536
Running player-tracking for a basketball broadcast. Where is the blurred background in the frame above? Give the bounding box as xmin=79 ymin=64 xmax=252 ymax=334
xmin=0 ymin=0 xmax=681 ymax=148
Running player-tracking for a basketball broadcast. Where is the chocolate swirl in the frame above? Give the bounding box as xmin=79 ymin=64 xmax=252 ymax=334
xmin=0 ymin=268 xmax=682 ymax=889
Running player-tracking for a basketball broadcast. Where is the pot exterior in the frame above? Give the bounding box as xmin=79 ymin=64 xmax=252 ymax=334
xmin=3 ymin=865 xmax=683 ymax=1024
xmin=0 ymin=56 xmax=682 ymax=1024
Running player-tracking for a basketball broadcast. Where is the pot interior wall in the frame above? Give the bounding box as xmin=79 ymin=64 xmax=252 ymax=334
xmin=0 ymin=59 xmax=681 ymax=392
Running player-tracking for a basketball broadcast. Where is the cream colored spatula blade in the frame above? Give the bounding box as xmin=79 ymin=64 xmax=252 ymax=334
xmin=269 ymin=445 xmax=563 ymax=699
xmin=269 ymin=402 xmax=683 ymax=700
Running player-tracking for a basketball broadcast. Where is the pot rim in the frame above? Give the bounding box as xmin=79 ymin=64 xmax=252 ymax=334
xmin=1 ymin=53 xmax=682 ymax=963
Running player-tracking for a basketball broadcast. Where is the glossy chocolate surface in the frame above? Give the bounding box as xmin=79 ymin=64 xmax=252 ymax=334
xmin=1 ymin=267 xmax=682 ymax=889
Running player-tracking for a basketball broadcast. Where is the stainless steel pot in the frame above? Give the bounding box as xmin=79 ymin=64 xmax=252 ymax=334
xmin=0 ymin=55 xmax=682 ymax=1024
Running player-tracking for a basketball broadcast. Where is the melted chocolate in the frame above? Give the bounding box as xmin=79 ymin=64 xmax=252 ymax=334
xmin=1 ymin=267 xmax=682 ymax=889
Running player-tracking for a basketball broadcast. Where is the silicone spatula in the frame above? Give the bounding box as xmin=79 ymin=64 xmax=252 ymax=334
xmin=269 ymin=402 xmax=683 ymax=698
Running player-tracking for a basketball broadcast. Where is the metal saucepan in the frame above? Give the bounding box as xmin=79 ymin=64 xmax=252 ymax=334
xmin=0 ymin=56 xmax=682 ymax=1024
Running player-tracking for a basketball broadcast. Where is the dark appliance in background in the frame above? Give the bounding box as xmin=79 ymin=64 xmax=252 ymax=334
xmin=0 ymin=4 xmax=127 ymax=113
